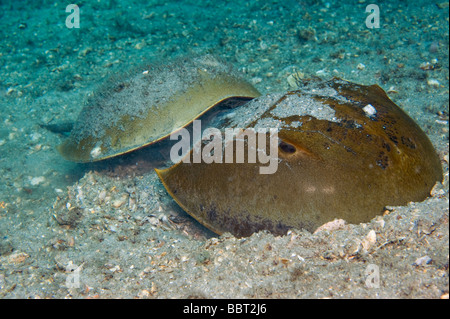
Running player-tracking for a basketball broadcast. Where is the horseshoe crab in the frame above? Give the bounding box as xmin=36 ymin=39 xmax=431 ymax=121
xmin=156 ymin=78 xmax=443 ymax=237
xmin=58 ymin=55 xmax=261 ymax=162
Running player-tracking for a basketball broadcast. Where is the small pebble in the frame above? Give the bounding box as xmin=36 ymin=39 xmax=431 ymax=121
xmin=109 ymin=265 xmax=121 ymax=272
xmin=30 ymin=176 xmax=45 ymax=186
xmin=90 ymin=146 xmax=102 ymax=159
xmin=112 ymin=195 xmax=128 ymax=208
xmin=420 ymin=62 xmax=434 ymax=70
xmin=252 ymin=77 xmax=262 ymax=84
xmin=98 ymin=190 xmax=107 ymax=203
xmin=286 ymin=71 xmax=304 ymax=88
xmin=79 ymin=47 xmax=93 ymax=57
xmin=314 ymin=219 xmax=347 ymax=234
xmin=109 ymin=225 xmax=117 ymax=232
xmin=29 ymin=132 xmax=41 ymax=142
xmin=7 ymin=252 xmax=29 ymax=264
xmin=362 ymin=230 xmax=377 ymax=251
xmin=363 ymin=104 xmax=377 ymax=117
xmin=134 ymin=41 xmax=145 ymax=50
xmin=259 ymin=41 xmax=268 ymax=50
xmin=315 ymin=69 xmax=328 ymax=77
xmin=435 ymin=119 xmax=448 ymax=125
xmin=413 ymin=255 xmax=432 ymax=266
xmin=387 ymin=86 xmax=398 ymax=94
xmin=427 ymin=79 xmax=440 ymax=87
xmin=138 ymin=289 xmax=151 ymax=298
xmin=374 ymin=216 xmax=385 ymax=229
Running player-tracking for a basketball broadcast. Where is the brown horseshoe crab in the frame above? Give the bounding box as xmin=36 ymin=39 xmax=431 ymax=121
xmin=156 ymin=78 xmax=443 ymax=237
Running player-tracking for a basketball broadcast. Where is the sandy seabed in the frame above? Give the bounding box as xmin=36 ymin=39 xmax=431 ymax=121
xmin=0 ymin=0 xmax=448 ymax=298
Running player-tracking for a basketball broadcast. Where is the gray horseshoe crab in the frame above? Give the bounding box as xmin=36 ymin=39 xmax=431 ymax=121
xmin=57 ymin=55 xmax=261 ymax=162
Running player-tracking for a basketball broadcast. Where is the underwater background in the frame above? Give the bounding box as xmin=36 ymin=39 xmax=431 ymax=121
xmin=0 ymin=0 xmax=448 ymax=298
